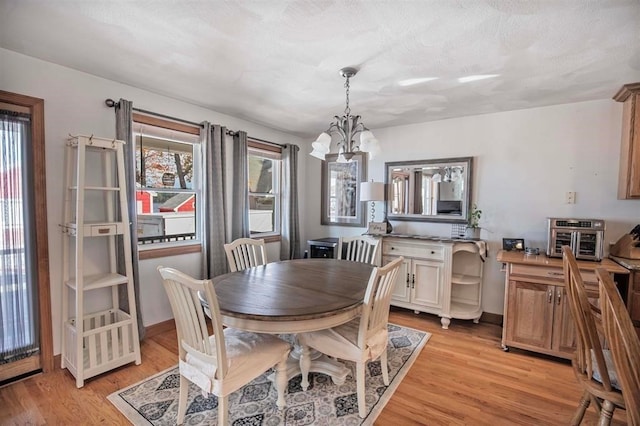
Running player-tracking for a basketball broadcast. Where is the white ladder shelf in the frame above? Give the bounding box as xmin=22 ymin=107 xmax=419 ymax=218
xmin=61 ymin=135 xmax=141 ymax=388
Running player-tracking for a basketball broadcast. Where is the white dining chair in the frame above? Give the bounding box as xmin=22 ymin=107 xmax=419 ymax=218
xmin=224 ymin=238 xmax=267 ymax=272
xmin=298 ymin=256 xmax=404 ymax=418
xmin=338 ymin=235 xmax=380 ymax=265
xmin=158 ymin=266 xmax=290 ymax=426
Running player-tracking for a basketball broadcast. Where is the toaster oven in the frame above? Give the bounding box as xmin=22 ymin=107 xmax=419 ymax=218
xmin=546 ymin=218 xmax=605 ymax=261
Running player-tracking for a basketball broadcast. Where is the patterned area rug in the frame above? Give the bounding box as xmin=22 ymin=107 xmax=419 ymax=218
xmin=108 ymin=323 xmax=430 ymax=425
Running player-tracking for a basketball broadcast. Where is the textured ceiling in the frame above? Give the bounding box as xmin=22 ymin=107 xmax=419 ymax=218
xmin=1 ymin=1 xmax=639 ymax=138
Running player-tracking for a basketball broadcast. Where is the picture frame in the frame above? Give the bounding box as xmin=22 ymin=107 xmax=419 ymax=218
xmin=321 ymin=152 xmax=367 ymax=227
xmin=502 ymin=238 xmax=525 ymax=251
xmin=367 ymin=222 xmax=388 ymax=235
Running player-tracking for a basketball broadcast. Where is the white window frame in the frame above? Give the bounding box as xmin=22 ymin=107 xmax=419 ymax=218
xmin=132 ymin=114 xmax=202 ymax=255
xmin=248 ymin=141 xmax=282 ymax=240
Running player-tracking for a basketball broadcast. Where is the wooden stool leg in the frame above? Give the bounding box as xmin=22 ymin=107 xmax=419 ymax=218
xmin=597 ymin=400 xmax=614 ymax=426
xmin=570 ymin=390 xmax=591 ymax=425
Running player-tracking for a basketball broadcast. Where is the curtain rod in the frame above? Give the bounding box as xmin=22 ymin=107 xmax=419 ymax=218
xmin=105 ymin=98 xmax=285 ymax=146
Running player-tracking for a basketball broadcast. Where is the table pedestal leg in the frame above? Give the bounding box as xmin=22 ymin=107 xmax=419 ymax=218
xmin=269 ymin=337 xmax=350 ymax=385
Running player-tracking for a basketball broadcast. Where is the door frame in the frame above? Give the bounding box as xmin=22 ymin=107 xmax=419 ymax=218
xmin=0 ymin=90 xmax=53 ymax=377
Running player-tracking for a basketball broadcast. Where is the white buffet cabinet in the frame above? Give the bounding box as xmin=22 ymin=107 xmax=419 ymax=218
xmin=382 ymin=236 xmax=485 ymax=329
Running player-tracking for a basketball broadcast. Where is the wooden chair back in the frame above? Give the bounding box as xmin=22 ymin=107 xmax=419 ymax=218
xmin=563 ymin=246 xmax=614 ymax=388
xmin=357 ymin=256 xmax=404 ymax=349
xmin=158 ymin=266 xmax=228 ymax=379
xmin=224 ymin=238 xmax=267 ymax=272
xmin=597 ymin=268 xmax=640 ymax=425
xmin=338 ymin=235 xmax=380 ymax=265
xmin=562 ymin=246 xmax=623 ymax=411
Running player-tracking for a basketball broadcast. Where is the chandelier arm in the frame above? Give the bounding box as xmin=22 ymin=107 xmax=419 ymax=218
xmin=326 ymin=122 xmax=339 ymax=133
xmin=329 ymin=119 xmax=347 ymax=152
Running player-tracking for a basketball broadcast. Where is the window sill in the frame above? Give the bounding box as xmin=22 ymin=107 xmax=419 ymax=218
xmin=139 ymin=243 xmax=202 ymax=260
xmin=251 ymin=235 xmax=281 ymax=244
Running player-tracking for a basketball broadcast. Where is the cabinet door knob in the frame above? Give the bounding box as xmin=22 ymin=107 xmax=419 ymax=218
xmin=556 ymin=289 xmax=562 ymax=305
xmin=430 ymin=250 xmax=435 ymax=254
xmin=547 ymin=288 xmax=553 ymax=303
xmin=406 ymin=273 xmax=410 ymax=287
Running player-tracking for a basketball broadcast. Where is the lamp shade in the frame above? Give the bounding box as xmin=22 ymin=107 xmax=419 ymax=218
xmin=360 ymin=181 xmax=385 ymax=202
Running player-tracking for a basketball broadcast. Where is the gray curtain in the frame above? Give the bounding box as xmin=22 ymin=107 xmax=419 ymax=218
xmin=231 ymin=131 xmax=250 ymax=240
xmin=115 ymin=98 xmax=145 ymax=340
xmin=280 ymin=144 xmax=301 ymax=260
xmin=201 ymin=122 xmax=229 ymax=278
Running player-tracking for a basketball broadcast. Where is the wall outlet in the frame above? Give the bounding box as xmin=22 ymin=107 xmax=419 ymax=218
xmin=566 ymin=191 xmax=576 ymax=204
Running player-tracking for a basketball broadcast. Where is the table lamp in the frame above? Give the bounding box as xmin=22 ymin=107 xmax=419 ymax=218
xmin=360 ymin=180 xmax=385 ymax=223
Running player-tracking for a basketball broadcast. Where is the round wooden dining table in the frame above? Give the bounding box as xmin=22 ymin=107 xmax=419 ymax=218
xmin=210 ymin=258 xmax=375 ymax=383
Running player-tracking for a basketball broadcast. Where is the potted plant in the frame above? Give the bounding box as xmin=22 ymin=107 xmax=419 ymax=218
xmin=465 ymin=204 xmax=482 ymax=239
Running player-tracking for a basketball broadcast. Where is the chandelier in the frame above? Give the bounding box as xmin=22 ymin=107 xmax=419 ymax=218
xmin=309 ymin=67 xmax=380 ymax=162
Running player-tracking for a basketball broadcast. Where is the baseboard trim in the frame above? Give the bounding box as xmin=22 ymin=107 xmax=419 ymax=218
xmin=145 ymin=319 xmax=175 ymax=338
xmin=481 ymin=312 xmax=503 ymax=326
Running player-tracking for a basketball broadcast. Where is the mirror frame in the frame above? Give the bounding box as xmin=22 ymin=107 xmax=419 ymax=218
xmin=385 ymin=156 xmax=473 ymax=223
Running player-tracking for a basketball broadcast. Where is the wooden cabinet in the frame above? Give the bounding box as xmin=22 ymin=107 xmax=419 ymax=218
xmin=505 ymin=280 xmax=575 ymax=358
xmin=614 ymin=82 xmax=640 ymax=199
xmin=498 ymin=250 xmax=629 ymax=359
xmin=383 ymin=239 xmax=446 ymax=321
xmin=383 ymin=237 xmax=484 ymax=329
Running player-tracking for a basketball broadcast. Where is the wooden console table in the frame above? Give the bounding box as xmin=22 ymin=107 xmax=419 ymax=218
xmin=497 ymin=250 xmax=629 ymax=359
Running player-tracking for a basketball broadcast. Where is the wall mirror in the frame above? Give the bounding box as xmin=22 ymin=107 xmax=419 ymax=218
xmin=385 ymin=157 xmax=473 ymax=223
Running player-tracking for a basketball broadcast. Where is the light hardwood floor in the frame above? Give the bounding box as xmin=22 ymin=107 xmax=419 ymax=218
xmin=0 ymin=308 xmax=628 ymax=425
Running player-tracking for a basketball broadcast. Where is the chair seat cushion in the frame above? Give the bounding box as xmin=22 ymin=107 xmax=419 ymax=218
xmin=299 ymin=319 xmax=388 ymax=362
xmin=182 ymin=328 xmax=290 ymax=395
xmin=591 ymin=349 xmax=621 ymax=391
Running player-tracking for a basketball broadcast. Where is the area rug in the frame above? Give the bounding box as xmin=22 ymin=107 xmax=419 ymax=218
xmin=108 ymin=323 xmax=430 ymax=425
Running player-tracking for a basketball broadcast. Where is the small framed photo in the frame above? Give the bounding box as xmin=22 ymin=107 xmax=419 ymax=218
xmin=367 ymin=222 xmax=388 ymax=235
xmin=503 ymin=238 xmax=525 ymax=251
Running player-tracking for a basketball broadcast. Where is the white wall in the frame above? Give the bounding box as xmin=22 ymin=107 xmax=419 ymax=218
xmin=1 ymin=48 xmax=308 ymax=354
xmin=305 ymin=99 xmax=640 ymax=315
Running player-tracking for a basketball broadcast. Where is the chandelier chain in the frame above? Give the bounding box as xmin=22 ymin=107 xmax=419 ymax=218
xmin=344 ymin=76 xmax=351 ymax=116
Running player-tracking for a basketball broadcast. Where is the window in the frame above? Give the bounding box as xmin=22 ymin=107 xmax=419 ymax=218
xmin=0 ymin=92 xmax=53 ymax=379
xmin=133 ymin=114 xmax=201 ymax=250
xmin=248 ymin=141 xmax=281 ymax=238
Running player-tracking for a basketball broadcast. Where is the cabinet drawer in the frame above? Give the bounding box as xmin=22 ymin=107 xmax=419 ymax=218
xmin=510 ymin=264 xmax=597 ymax=284
xmin=383 ymin=241 xmax=444 ymax=260
xmin=89 ymin=224 xmax=118 ymax=236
